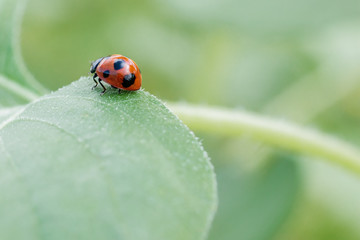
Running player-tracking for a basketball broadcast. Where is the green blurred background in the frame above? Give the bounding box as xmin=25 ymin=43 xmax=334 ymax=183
xmin=21 ymin=0 xmax=360 ymax=239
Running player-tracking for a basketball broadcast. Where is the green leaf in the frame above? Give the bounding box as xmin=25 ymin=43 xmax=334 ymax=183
xmin=0 ymin=77 xmax=217 ymax=240
xmin=0 ymin=0 xmax=47 ymax=106
xmin=208 ymin=155 xmax=299 ymax=240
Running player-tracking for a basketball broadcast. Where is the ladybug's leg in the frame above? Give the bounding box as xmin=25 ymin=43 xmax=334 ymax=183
xmin=92 ymin=73 xmax=98 ymax=90
xmin=118 ymin=89 xmax=122 ymax=94
xmin=99 ymin=80 xmax=107 ymax=95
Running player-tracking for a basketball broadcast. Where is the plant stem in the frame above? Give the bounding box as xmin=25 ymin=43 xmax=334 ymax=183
xmin=0 ymin=74 xmax=39 ymax=101
xmin=167 ymin=103 xmax=360 ymax=176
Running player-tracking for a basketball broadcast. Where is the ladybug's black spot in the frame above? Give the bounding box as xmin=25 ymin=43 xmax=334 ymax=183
xmin=114 ymin=59 xmax=125 ymax=70
xmin=103 ymin=70 xmax=110 ymax=78
xmin=122 ymin=73 xmax=136 ymax=88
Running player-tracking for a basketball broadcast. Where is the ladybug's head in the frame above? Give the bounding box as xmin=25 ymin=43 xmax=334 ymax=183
xmin=90 ymin=57 xmax=104 ymax=73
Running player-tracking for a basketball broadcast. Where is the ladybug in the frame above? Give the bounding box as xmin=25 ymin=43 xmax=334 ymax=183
xmin=90 ymin=54 xmax=142 ymax=94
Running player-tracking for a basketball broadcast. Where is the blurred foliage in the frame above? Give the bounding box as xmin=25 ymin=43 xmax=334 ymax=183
xmin=20 ymin=0 xmax=360 ymax=239
xmin=277 ymin=199 xmax=360 ymax=240
xmin=208 ymin=154 xmax=299 ymax=240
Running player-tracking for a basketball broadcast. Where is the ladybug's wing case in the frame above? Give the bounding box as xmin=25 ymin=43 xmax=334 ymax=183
xmin=122 ymin=58 xmax=142 ymax=91
xmin=96 ymin=55 xmax=142 ymax=91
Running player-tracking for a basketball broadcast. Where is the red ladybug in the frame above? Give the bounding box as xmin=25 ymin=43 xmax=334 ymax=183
xmin=90 ymin=54 xmax=142 ymax=94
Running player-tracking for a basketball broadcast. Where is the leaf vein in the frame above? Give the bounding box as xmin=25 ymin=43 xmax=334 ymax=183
xmin=2 ymin=117 xmax=126 ymax=239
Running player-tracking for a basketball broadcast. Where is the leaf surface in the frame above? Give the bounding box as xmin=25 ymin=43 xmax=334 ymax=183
xmin=0 ymin=77 xmax=217 ymax=240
